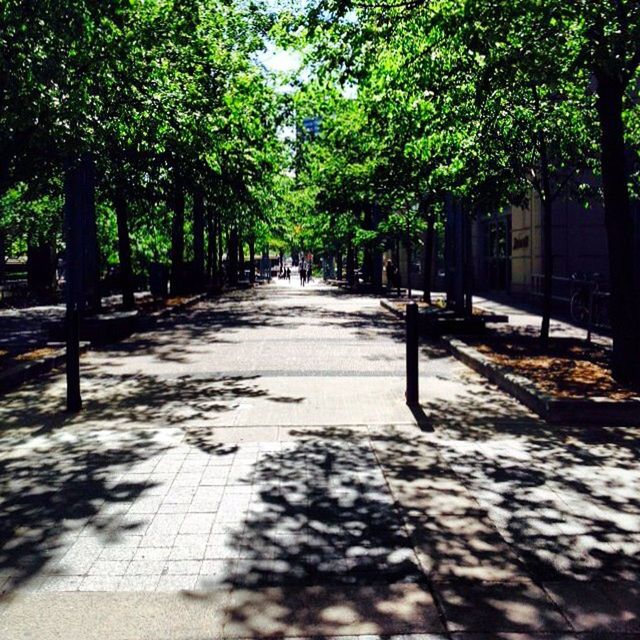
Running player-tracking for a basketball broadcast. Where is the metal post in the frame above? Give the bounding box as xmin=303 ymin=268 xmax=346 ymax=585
xmin=66 ymin=307 xmax=82 ymax=412
xmin=406 ymin=302 xmax=419 ymax=405
xmin=587 ymin=283 xmax=594 ymax=345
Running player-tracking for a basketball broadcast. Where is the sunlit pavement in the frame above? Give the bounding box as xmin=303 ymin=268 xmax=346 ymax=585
xmin=0 ymin=280 xmax=639 ymax=638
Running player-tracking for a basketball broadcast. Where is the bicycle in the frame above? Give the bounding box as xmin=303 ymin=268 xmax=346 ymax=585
xmin=570 ymin=272 xmax=610 ymax=339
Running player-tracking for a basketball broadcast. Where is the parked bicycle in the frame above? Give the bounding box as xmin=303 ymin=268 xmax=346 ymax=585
xmin=569 ymin=272 xmax=610 ymax=332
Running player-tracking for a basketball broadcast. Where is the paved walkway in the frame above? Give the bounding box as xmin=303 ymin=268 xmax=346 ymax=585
xmin=0 ymin=280 xmax=638 ymax=638
xmin=472 ymin=293 xmax=612 ymax=345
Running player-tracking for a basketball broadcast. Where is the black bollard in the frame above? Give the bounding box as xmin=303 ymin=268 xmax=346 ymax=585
xmin=66 ymin=307 xmax=82 ymax=413
xmin=406 ymin=301 xmax=419 ymax=405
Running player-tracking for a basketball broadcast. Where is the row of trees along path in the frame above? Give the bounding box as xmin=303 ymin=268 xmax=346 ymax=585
xmin=1 ymin=1 xmax=286 ymax=311
xmin=286 ymin=0 xmax=640 ymax=385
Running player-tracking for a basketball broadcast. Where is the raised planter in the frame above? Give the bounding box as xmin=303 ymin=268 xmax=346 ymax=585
xmin=45 ymin=310 xmax=139 ymax=345
xmin=0 ymin=342 xmax=89 ymax=395
xmin=4 ymin=292 xmax=209 ymax=395
xmin=442 ymin=336 xmax=640 ymax=426
xmin=381 ymin=299 xmax=508 ymax=336
xmin=147 ymin=292 xmax=208 ymax=320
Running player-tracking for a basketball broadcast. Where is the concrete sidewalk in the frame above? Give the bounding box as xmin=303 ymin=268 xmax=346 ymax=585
xmin=472 ymin=292 xmax=612 ymax=344
xmin=0 ymin=280 xmax=638 ymax=638
xmin=409 ymin=287 xmax=611 ymax=344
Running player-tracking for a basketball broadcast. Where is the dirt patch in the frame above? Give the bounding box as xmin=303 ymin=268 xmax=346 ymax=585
xmin=465 ymin=330 xmax=639 ymax=401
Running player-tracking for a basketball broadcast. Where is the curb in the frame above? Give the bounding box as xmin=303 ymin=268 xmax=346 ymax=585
xmin=380 ymin=298 xmax=405 ymax=319
xmin=0 ymin=342 xmax=90 ymax=395
xmin=441 ymin=335 xmax=640 ymax=426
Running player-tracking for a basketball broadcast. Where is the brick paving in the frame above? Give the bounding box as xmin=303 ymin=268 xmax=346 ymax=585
xmin=0 ymin=280 xmax=638 ymax=638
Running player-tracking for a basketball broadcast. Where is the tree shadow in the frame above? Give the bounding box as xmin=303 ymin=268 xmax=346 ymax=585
xmin=192 ymin=426 xmax=574 ymax=634
xmin=422 ymin=376 xmax=640 ymax=583
xmin=0 ymin=371 xmax=305 ymax=440
xmin=0 ymin=428 xmax=168 ymax=594
xmin=194 ymin=429 xmax=444 ymax=636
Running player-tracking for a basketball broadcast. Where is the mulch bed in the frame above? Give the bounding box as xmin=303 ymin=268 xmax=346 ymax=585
xmin=108 ymin=295 xmax=195 ymax=315
xmin=465 ymin=329 xmax=639 ymax=401
xmin=385 ymin=298 xmax=489 ymax=316
xmin=0 ymin=346 xmax=60 ymax=372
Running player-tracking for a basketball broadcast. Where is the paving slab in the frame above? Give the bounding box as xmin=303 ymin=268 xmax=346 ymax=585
xmin=543 ymin=581 xmax=640 ymax=632
xmin=0 ymin=591 xmax=230 ymax=640
xmin=223 ymin=583 xmax=445 ymax=637
xmin=451 ymin=634 xmax=579 ymax=639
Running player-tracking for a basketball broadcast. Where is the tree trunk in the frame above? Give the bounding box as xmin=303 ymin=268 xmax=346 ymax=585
xmin=27 ymin=240 xmax=56 ymax=294
xmin=464 ymin=203 xmax=474 ymax=317
xmin=238 ymin=233 xmax=245 ymax=282
xmin=1 ymin=165 xmax=9 ymax=284
xmin=249 ymin=239 xmax=256 ymax=284
xmin=405 ymin=222 xmax=412 ymax=298
xmin=336 ymin=252 xmax=343 ymax=281
xmin=217 ymin=217 xmax=223 ymax=277
xmin=362 ymin=205 xmax=373 ymax=283
xmin=396 ymin=237 xmax=401 ymax=297
xmin=170 ymin=174 xmax=185 ymax=296
xmin=540 ymin=196 xmax=553 ymax=349
xmin=346 ymin=242 xmax=355 ymax=287
xmin=538 ymin=127 xmax=554 ymax=350
xmin=193 ymin=188 xmax=205 ymax=291
xmin=228 ymin=227 xmax=238 ymax=286
xmin=422 ymin=212 xmax=435 ymax=304
xmin=372 ymin=202 xmax=383 ymax=292
xmin=596 ymin=71 xmax=640 ymax=385
xmin=0 ymin=227 xmax=5 ymax=283
xmin=206 ymin=206 xmax=216 ymax=282
xmin=114 ymin=194 xmax=135 ymax=310
xmin=206 ymin=209 xmax=212 ymax=280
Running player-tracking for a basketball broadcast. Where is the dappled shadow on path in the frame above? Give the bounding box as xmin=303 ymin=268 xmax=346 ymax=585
xmin=195 ymin=428 xmax=443 ymax=636
xmin=0 ymin=429 xmax=167 ymax=594
xmin=193 ymin=426 xmax=572 ymax=634
xmin=423 ymin=377 xmax=640 ymax=583
xmin=206 ymin=433 xmax=422 ymax=590
xmin=0 ymin=370 xmax=304 ymax=441
xmin=94 ymin=284 xmax=409 ymax=366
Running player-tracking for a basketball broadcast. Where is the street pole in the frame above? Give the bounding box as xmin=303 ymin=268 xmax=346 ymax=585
xmin=406 ymin=302 xmax=419 ymax=405
xmin=66 ymin=305 xmax=82 ymax=412
xmin=406 ymin=217 xmax=412 ymax=299
xmin=64 ymin=155 xmax=95 ymax=413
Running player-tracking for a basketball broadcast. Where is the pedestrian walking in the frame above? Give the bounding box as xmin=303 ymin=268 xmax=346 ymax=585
xmin=386 ymin=259 xmax=398 ymax=291
xmin=286 ymin=267 xmax=291 ymax=282
xmin=300 ymin=265 xmax=306 ymax=286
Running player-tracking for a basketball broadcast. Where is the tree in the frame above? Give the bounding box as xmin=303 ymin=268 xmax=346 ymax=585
xmin=579 ymin=0 xmax=640 ymax=384
xmin=463 ymin=1 xmax=598 ymax=346
xmin=2 ymin=0 xmax=285 ymax=306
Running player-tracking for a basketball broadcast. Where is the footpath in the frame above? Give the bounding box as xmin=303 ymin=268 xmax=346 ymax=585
xmin=472 ymin=292 xmax=612 ymax=345
xmin=0 ymin=280 xmax=638 ymax=639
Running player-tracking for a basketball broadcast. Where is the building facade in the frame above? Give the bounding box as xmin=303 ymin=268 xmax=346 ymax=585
xmin=472 ymin=192 xmax=620 ymax=303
